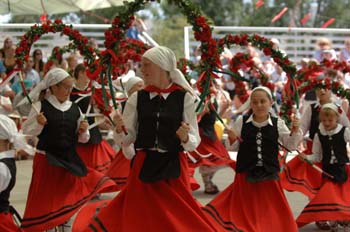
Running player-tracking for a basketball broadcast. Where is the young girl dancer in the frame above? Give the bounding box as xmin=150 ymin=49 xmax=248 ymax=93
xmin=297 ymin=103 xmax=350 ymax=231
xmin=106 ymin=75 xmax=144 ymax=189
xmin=71 ymin=63 xmax=116 ymax=174
xmin=203 ymin=86 xmax=302 ymax=232
xmin=20 ymin=68 xmax=115 ymax=232
xmin=74 ymin=46 xmax=221 ymax=232
xmin=0 ymin=114 xmax=34 ymax=232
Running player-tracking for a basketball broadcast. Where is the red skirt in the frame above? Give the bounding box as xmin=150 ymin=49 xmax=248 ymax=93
xmin=76 ymin=140 xmax=116 ymax=174
xmin=280 ymin=156 xmax=323 ymax=198
xmin=0 ymin=212 xmax=21 ymax=232
xmin=106 ymin=150 xmax=131 ymax=191
xmin=188 ymin=163 xmax=200 ymax=191
xmin=280 ymin=140 xmax=322 ymax=198
xmin=77 ymin=151 xmax=220 ymax=232
xmin=189 ymin=131 xmax=233 ymax=168
xmin=21 ymin=153 xmax=116 ymax=232
xmin=72 ymin=199 xmax=111 ymax=231
xmin=297 ymin=166 xmax=350 ymax=227
xmin=203 ymin=173 xmax=298 ymax=232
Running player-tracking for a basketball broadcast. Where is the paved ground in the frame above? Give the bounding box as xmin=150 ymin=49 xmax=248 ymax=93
xmin=12 ymin=156 xmax=320 ymax=231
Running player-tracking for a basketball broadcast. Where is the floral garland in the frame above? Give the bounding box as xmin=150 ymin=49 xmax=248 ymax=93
xmin=280 ymin=61 xmax=350 ymax=124
xmin=15 ymin=19 xmax=95 ymax=69
xmin=227 ymin=52 xmax=276 ymax=103
xmin=95 ymin=0 xmax=219 ymax=114
xmin=43 ymin=43 xmax=77 ymax=74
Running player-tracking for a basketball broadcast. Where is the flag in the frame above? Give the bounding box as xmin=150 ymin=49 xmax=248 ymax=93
xmin=300 ymin=13 xmax=311 ymax=25
xmin=321 ymin=18 xmax=335 ymax=28
xmin=256 ymin=0 xmax=264 ymax=9
xmin=271 ymin=7 xmax=288 ymax=23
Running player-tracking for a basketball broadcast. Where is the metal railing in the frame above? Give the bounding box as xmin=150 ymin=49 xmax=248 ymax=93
xmin=184 ymin=26 xmax=350 ymax=63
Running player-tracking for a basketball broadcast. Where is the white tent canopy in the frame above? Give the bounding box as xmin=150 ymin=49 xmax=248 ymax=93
xmin=0 ymin=0 xmax=133 ymax=15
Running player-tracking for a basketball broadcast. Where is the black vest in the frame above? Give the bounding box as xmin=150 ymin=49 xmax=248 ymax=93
xmin=318 ymin=127 xmax=349 ymax=183
xmin=70 ymin=87 xmax=102 ymax=144
xmin=309 ymin=103 xmax=320 ymax=140
xmin=198 ymin=100 xmax=217 ymax=141
xmin=236 ymin=115 xmax=279 ymax=174
xmin=37 ymin=99 xmax=87 ymax=176
xmin=0 ymin=158 xmax=16 ymax=213
xmin=134 ymin=90 xmax=185 ymax=152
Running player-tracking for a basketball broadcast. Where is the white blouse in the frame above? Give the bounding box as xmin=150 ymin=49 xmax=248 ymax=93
xmin=22 ymin=94 xmax=90 ymax=143
xmin=0 ymin=150 xmax=15 ymax=193
xmin=114 ymin=90 xmax=200 ymax=159
xmin=308 ymin=124 xmax=350 ymax=163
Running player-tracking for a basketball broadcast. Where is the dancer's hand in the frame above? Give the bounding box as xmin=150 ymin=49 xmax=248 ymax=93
xmin=298 ymin=153 xmax=307 ymax=161
xmin=36 ymin=112 xmax=47 ymax=126
xmin=176 ymin=122 xmax=190 ymax=143
xmin=227 ymin=128 xmax=237 ymax=145
xmin=79 ymin=120 xmax=89 ymax=134
xmin=113 ymin=113 xmax=125 ymax=134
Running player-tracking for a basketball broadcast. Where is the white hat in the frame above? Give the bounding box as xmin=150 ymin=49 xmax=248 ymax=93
xmin=270 ymin=38 xmax=280 ymax=46
xmin=17 ymin=68 xmax=70 ymax=106
xmin=124 ymin=76 xmax=144 ymax=94
xmin=143 ymin=46 xmax=197 ymax=98
xmin=0 ymin=115 xmax=35 ymax=155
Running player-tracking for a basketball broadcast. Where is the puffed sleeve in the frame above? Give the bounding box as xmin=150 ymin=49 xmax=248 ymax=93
xmin=113 ymin=92 xmax=138 ymax=159
xmin=21 ymin=101 xmax=44 ymax=136
xmin=181 ymin=92 xmax=200 ymax=151
xmin=0 ymin=162 xmax=11 ymax=193
xmin=277 ymin=117 xmax=303 ymax=151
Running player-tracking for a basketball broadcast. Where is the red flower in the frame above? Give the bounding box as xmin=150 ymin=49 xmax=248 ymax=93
xmin=263 ymin=47 xmax=272 ymax=56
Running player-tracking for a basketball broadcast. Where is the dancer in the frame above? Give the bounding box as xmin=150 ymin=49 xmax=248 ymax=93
xmin=204 ymin=86 xmax=302 ymax=232
xmin=0 ymin=114 xmax=34 ymax=232
xmin=20 ymin=68 xmax=115 ymax=232
xmin=71 ymin=63 xmax=116 ymax=174
xmin=297 ymin=103 xmax=350 ymax=231
xmin=74 ymin=46 xmax=220 ymax=232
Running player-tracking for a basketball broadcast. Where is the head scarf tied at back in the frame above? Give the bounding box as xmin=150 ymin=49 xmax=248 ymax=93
xmin=0 ymin=114 xmax=35 ymax=155
xmin=17 ymin=68 xmax=70 ymax=106
xmin=142 ymin=46 xmax=197 ymax=98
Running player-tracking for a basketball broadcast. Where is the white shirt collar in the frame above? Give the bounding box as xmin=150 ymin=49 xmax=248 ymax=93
xmin=0 ymin=150 xmax=15 ymax=159
xmin=318 ymin=123 xmax=342 ymax=136
xmin=46 ymin=94 xmax=72 ymax=111
xmin=246 ymin=114 xmax=273 ymax=127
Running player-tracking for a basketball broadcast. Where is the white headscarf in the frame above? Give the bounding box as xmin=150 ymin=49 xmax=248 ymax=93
xmin=17 ymin=68 xmax=70 ymax=107
xmin=0 ymin=115 xmax=35 ymax=155
xmin=124 ymin=76 xmax=144 ymax=94
xmin=235 ymin=86 xmax=273 ymax=114
xmin=142 ymin=46 xmax=197 ymax=97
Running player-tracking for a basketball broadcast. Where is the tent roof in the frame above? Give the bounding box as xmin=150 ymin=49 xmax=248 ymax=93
xmin=0 ymin=0 xmax=133 ymax=15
